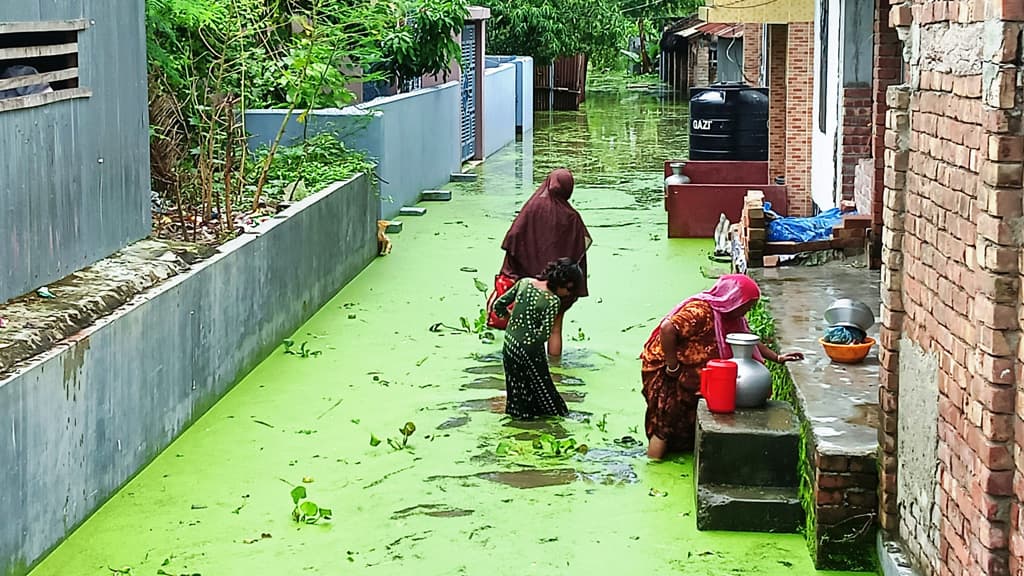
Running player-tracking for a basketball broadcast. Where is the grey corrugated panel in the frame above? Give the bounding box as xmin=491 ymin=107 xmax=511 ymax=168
xmin=0 ymin=0 xmax=151 ymax=303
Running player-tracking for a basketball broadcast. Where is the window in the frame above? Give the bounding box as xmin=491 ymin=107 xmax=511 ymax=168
xmin=0 ymin=20 xmax=91 ymax=113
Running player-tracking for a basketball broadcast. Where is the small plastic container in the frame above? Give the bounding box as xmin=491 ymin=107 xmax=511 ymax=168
xmin=819 ymin=337 xmax=876 ymax=364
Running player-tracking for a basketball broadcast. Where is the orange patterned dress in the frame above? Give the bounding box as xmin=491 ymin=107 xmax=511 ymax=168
xmin=640 ymin=300 xmax=719 ymax=451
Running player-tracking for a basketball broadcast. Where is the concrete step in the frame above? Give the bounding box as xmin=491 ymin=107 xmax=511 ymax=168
xmin=399 ymin=207 xmax=427 ymax=216
xmin=422 ymin=190 xmax=452 ymax=201
xmin=696 ymin=483 xmax=803 ymax=533
xmin=450 ymin=172 xmax=477 ymax=182
xmin=385 ymin=221 xmax=403 ymax=234
xmin=694 ymin=399 xmax=800 ymax=488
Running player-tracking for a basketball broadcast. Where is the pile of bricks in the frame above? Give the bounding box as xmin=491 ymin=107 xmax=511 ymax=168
xmin=831 ymin=214 xmax=872 ymax=253
xmin=740 ymin=190 xmax=765 ymax=268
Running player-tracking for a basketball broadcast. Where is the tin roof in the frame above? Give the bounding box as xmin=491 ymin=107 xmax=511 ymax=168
xmin=679 ymin=21 xmax=743 ymax=38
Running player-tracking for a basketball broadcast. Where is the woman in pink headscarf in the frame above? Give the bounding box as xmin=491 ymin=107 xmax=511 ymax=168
xmin=640 ymin=275 xmax=803 ymax=459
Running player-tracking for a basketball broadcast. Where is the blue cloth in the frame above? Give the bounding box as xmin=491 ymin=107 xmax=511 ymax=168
xmin=765 ymin=204 xmax=849 ymax=243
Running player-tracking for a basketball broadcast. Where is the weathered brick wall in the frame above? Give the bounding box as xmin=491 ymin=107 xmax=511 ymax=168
xmin=879 ymin=1 xmax=1024 ymax=574
xmin=842 ymin=87 xmax=874 ymax=200
xmin=768 ymin=24 xmax=789 ymax=184
xmin=871 ymin=0 xmax=902 ymax=269
xmin=785 ymin=22 xmax=813 ymax=216
xmin=693 ymin=40 xmax=711 ymax=87
xmin=742 ymin=23 xmax=763 ymax=85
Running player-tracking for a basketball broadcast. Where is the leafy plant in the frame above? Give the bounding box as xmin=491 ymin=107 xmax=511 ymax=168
xmin=290 ymin=485 xmax=332 ymax=524
xmin=250 ymin=134 xmax=376 ymax=204
xmin=496 ymin=433 xmax=588 ymax=459
xmin=387 ymin=421 xmax=417 ymax=451
xmin=595 ymin=413 xmax=608 ymax=433
xmin=283 ymin=339 xmax=322 ymax=358
xmin=379 ymin=0 xmax=468 ymax=90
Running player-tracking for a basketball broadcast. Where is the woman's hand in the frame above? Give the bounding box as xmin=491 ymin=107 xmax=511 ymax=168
xmin=777 ymin=351 xmax=804 ymax=363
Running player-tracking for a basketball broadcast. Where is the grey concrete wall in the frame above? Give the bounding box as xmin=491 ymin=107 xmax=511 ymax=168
xmin=487 ymin=56 xmax=534 ymax=133
xmin=0 ymin=1 xmax=151 ymax=304
xmin=483 ymin=63 xmax=517 ymax=158
xmin=0 ymin=176 xmax=376 ymax=576
xmin=896 ymin=337 xmax=941 ymax=575
xmin=244 ymin=82 xmax=461 ymax=220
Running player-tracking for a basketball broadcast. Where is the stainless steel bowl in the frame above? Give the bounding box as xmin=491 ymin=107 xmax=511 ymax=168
xmin=824 ymin=298 xmax=875 ymax=331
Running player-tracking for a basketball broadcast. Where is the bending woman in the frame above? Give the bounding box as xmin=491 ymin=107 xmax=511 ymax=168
xmin=640 ymin=275 xmax=804 ymax=459
xmin=500 ymin=169 xmax=591 ymax=358
xmin=492 ymin=258 xmax=583 ymax=419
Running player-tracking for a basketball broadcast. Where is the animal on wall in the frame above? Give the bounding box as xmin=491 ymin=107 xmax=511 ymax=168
xmin=377 ymin=220 xmax=393 ymax=256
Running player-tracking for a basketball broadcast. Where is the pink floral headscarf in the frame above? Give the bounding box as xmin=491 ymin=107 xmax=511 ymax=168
xmin=646 ymin=274 xmax=763 ymax=361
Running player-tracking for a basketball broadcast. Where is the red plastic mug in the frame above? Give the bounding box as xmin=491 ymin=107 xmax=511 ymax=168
xmin=700 ymin=359 xmax=738 ymax=413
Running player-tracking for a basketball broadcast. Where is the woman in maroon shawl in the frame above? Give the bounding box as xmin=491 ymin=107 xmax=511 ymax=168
xmin=500 ymin=169 xmax=591 ymax=357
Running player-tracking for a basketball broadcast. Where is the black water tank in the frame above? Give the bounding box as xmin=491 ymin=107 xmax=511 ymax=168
xmin=689 ymin=82 xmax=769 ymax=161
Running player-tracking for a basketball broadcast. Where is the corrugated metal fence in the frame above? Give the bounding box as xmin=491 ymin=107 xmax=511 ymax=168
xmin=533 ymin=54 xmax=587 ymax=111
xmin=0 ymin=1 xmax=151 ymax=304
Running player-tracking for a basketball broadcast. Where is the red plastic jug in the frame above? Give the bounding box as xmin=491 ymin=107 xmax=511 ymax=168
xmin=700 ymin=359 xmax=738 ymax=413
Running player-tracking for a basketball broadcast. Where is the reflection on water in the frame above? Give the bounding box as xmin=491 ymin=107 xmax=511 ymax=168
xmin=457 ymin=91 xmax=690 ymax=206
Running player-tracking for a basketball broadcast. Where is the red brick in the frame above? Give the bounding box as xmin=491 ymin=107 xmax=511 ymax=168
xmin=996 ymin=0 xmax=1024 ymax=20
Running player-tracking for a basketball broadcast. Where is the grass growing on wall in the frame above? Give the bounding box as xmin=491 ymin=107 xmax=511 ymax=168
xmin=748 ymin=296 xmax=815 ymax=547
xmin=748 ymin=296 xmax=796 ymax=406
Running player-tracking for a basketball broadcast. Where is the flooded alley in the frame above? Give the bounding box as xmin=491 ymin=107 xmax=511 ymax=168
xmin=30 ymin=90 xmax=866 ymax=576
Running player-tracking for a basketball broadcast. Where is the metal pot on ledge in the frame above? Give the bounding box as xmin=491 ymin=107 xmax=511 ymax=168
xmin=726 ymin=333 xmax=772 ymax=408
xmin=664 ymin=162 xmax=690 ymax=188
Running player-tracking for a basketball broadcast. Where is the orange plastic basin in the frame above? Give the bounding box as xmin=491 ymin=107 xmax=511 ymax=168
xmin=818 ymin=337 xmax=876 ymax=364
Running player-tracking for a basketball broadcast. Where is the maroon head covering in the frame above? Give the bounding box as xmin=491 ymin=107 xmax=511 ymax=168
xmin=500 ymin=169 xmax=591 ymax=297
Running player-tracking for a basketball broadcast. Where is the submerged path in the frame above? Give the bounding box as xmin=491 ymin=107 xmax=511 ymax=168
xmin=31 ymin=92 xmax=865 ymax=576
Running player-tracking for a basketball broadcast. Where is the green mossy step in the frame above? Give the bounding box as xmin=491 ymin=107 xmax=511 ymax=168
xmin=695 ymin=484 xmax=803 ymax=533
xmin=694 ymin=400 xmax=800 ymax=488
xmin=422 ymin=190 xmax=452 ymax=201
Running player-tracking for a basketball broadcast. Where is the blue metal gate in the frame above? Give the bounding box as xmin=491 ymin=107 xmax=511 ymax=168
xmin=460 ymin=24 xmax=477 ymax=161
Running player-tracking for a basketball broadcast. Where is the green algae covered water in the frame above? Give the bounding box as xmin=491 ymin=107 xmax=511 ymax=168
xmin=29 ymin=89 xmax=870 ymax=576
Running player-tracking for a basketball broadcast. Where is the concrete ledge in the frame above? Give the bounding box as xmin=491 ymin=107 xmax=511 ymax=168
xmin=755 ymin=265 xmax=881 ymax=571
xmin=0 ymin=175 xmax=376 ymax=576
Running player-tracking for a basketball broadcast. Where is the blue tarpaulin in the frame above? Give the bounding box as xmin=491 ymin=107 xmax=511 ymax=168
xmin=765 ymin=203 xmax=850 ymax=243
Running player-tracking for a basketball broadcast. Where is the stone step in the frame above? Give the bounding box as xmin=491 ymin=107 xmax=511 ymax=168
xmin=385 ymin=221 xmax=403 ymax=234
xmin=696 ymin=484 xmax=803 ymax=533
xmin=421 ymin=190 xmax=452 ymax=201
xmin=694 ymin=399 xmax=800 ymax=488
xmin=399 ymin=207 xmax=427 ymax=216
xmin=450 ymin=172 xmax=477 ymax=182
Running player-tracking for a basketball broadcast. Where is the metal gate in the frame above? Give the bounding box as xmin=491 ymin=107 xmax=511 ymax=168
xmin=460 ymin=24 xmax=476 ymax=161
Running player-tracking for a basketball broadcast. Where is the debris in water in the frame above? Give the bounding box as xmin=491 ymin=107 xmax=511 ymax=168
xmin=36 ymin=286 xmax=56 ymax=299
xmin=460 ymin=267 xmax=478 ymax=273
xmin=252 ymin=419 xmax=274 ymax=428
xmin=649 ymin=488 xmax=668 ymax=498
xmin=437 ymin=415 xmax=470 ymax=430
xmin=391 ymin=504 xmax=475 ymax=519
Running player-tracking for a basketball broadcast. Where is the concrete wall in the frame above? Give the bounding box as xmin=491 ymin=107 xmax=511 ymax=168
xmin=483 ymin=62 xmax=517 ymax=158
xmin=0 ymin=1 xmax=151 ymax=304
xmin=244 ymin=82 xmax=462 ymax=219
xmin=811 ymin=0 xmax=842 ymax=211
xmin=896 ymin=338 xmax=941 ymax=571
xmin=488 ymin=55 xmax=534 ymax=133
xmin=0 ymin=176 xmax=377 ymax=576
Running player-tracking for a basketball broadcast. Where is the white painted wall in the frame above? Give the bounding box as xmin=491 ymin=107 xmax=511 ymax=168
xmin=811 ymin=0 xmax=843 ymax=211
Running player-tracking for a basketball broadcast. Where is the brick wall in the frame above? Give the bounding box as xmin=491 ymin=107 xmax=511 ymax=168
xmin=871 ymin=0 xmax=902 ymax=269
xmin=878 ymin=1 xmax=1024 ymax=575
xmin=768 ymin=24 xmax=788 ymax=184
xmin=785 ymin=22 xmax=813 ymax=216
xmin=693 ymin=40 xmax=711 ymax=87
xmin=841 ymin=87 xmax=874 ymax=200
xmin=742 ymin=23 xmax=763 ymax=85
